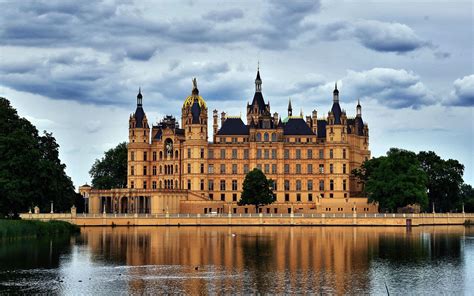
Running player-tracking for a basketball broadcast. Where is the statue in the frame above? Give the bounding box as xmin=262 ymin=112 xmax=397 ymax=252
xmin=192 ymin=77 xmax=197 ymax=90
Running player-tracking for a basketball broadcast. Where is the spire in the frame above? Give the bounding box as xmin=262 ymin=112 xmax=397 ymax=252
xmin=137 ymin=87 xmax=143 ymax=107
xmin=333 ymin=81 xmax=339 ymax=103
xmin=300 ymin=108 xmax=303 ymax=117
xmin=288 ymin=98 xmax=293 ymax=116
xmin=192 ymin=77 xmax=199 ymax=95
xmin=356 ymin=99 xmax=362 ymax=117
xmin=255 ymin=64 xmax=262 ymax=92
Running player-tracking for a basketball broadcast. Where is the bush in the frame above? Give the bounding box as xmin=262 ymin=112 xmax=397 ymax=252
xmin=0 ymin=219 xmax=79 ymax=239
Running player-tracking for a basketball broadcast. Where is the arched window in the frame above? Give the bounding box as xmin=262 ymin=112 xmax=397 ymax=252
xmin=159 ymin=151 xmax=163 ymax=159
xmin=256 ymin=133 xmax=262 ymax=142
xmin=159 ymin=180 xmax=162 ymax=189
xmin=264 ymin=132 xmax=269 ymax=142
xmin=175 ymin=180 xmax=178 ymax=189
xmin=271 ymin=133 xmax=277 ymax=142
xmin=175 ymin=150 xmax=179 ymax=158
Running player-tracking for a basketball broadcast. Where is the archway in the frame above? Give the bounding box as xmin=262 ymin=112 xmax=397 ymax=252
xmin=120 ymin=196 xmax=128 ymax=213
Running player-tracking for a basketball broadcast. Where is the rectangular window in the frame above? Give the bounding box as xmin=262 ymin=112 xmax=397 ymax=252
xmin=296 ymin=149 xmax=301 ymax=159
xmin=208 ymin=150 xmax=214 ymax=159
xmin=319 ymin=149 xmax=324 ymax=159
xmin=152 ymin=181 xmax=157 ymax=189
xmin=243 ymin=149 xmax=249 ymax=159
xmin=220 ymin=164 xmax=226 ymax=174
xmin=208 ymin=180 xmax=214 ymax=191
xmin=143 ymin=151 xmax=147 ymax=161
xmin=200 ymin=163 xmax=204 ymax=174
xmin=220 ymin=180 xmax=226 ymax=191
xmin=143 ymin=166 xmax=147 ymax=175
xmin=343 ymin=180 xmax=347 ymax=191
xmin=200 ymin=179 xmax=204 ymax=190
xmin=131 ymin=181 xmax=134 ymax=189
xmin=187 ymin=163 xmax=191 ymax=174
xmin=244 ymin=164 xmax=249 ymax=174
xmin=272 ymin=149 xmax=277 ymax=159
xmin=143 ymin=181 xmax=147 ymax=189
xmin=187 ymin=148 xmax=191 ymax=159
xmin=272 ymin=164 xmax=277 ymax=174
xmin=285 ymin=194 xmax=289 ymax=202
xmin=308 ymin=193 xmax=313 ymax=202
xmin=264 ymin=164 xmax=270 ymax=173
xmin=221 ymin=193 xmax=225 ymax=201
xmin=307 ymin=149 xmax=312 ymax=159
xmin=257 ymin=164 xmax=262 ymax=171
xmin=307 ymin=180 xmax=313 ymax=191
xmin=296 ymin=180 xmax=302 ymax=191
xmin=284 ymin=164 xmax=290 ymax=174
xmin=330 ymin=149 xmax=334 ymax=159
xmin=264 ymin=149 xmax=269 ymax=159
xmin=307 ymin=164 xmax=313 ymax=174
xmin=330 ymin=164 xmax=334 ymax=174
xmin=343 ymin=149 xmax=346 ymax=159
xmin=232 ymin=180 xmax=238 ymax=191
xmin=131 ymin=151 xmax=135 ymax=161
xmin=220 ymin=149 xmax=226 ymax=159
xmin=232 ymin=193 xmax=237 ymax=202
xmin=257 ymin=149 xmax=262 ymax=159
xmin=284 ymin=180 xmax=290 ymax=191
xmin=232 ymin=149 xmax=237 ymax=159
xmin=296 ymin=164 xmax=301 ymax=174
xmin=187 ymin=180 xmax=191 ymax=190
xmin=296 ymin=193 xmax=301 ymax=202
xmin=284 ymin=149 xmax=289 ymax=159
xmin=131 ymin=166 xmax=135 ymax=176
xmin=319 ymin=180 xmax=324 ymax=191
xmin=152 ymin=166 xmax=157 ymax=176
xmin=319 ymin=164 xmax=324 ymax=174
xmin=343 ymin=164 xmax=347 ymax=174
xmin=232 ymin=164 xmax=237 ymax=174
xmin=208 ymin=164 xmax=214 ymax=174
xmin=201 ymin=148 xmax=205 ymax=158
xmin=153 ymin=151 xmax=156 ymax=161
xmin=330 ymin=179 xmax=334 ymax=191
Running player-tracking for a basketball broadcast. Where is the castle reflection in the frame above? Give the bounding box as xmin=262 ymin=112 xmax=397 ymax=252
xmin=79 ymin=225 xmax=469 ymax=294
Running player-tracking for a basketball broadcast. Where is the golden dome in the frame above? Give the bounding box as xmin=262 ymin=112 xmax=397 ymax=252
xmin=183 ymin=94 xmax=207 ymax=109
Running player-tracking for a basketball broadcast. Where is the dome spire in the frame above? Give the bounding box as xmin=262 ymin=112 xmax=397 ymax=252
xmin=255 ymin=63 xmax=262 ymax=92
xmin=137 ymin=87 xmax=143 ymax=107
xmin=333 ymin=81 xmax=339 ymax=103
xmin=192 ymin=77 xmax=199 ymax=95
xmin=356 ymin=99 xmax=362 ymax=117
xmin=288 ymin=97 xmax=293 ymax=116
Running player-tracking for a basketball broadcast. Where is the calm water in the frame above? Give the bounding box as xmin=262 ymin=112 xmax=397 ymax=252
xmin=0 ymin=226 xmax=473 ymax=295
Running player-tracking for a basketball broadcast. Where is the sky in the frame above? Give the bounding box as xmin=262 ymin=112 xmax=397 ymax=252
xmin=0 ymin=0 xmax=473 ymax=188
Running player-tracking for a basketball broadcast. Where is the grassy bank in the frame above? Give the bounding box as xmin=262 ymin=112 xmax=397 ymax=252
xmin=0 ymin=219 xmax=79 ymax=239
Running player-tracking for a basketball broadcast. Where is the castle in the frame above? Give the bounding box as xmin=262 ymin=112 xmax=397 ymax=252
xmin=80 ymin=69 xmax=378 ymax=214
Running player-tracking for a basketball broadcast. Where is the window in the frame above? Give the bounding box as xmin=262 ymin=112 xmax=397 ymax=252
xmin=232 ymin=164 xmax=237 ymax=174
xmin=307 ymin=164 xmax=313 ymax=174
xmin=257 ymin=164 xmax=262 ymax=171
xmin=159 ymin=165 xmax=162 ymax=174
xmin=296 ymin=180 xmax=302 ymax=191
xmin=343 ymin=180 xmax=347 ymax=191
xmin=220 ymin=149 xmax=226 ymax=159
xmin=153 ymin=151 xmax=156 ymax=161
xmin=330 ymin=149 xmax=334 ymax=159
xmin=208 ymin=150 xmax=214 ymax=159
xmin=187 ymin=163 xmax=191 ymax=174
xmin=143 ymin=166 xmax=147 ymax=175
xmin=284 ymin=180 xmax=290 ymax=191
xmin=296 ymin=193 xmax=301 ymax=202
xmin=152 ymin=181 xmax=157 ymax=189
xmin=233 ymin=193 xmax=237 ymax=202
xmin=284 ymin=149 xmax=289 ymax=159
xmin=187 ymin=148 xmax=191 ymax=159
xmin=243 ymin=149 xmax=249 ymax=159
xmin=272 ymin=164 xmax=277 ymax=174
xmin=221 ymin=194 xmax=225 ymax=201
xmin=319 ymin=164 xmax=324 ymax=174
xmin=307 ymin=149 xmax=312 ymax=159
xmin=256 ymin=133 xmax=262 ymax=141
xmin=220 ymin=164 xmax=226 ymax=174
xmin=257 ymin=149 xmax=262 ymax=159
xmin=232 ymin=137 xmax=237 ymax=143
xmin=244 ymin=164 xmax=249 ymax=174
xmin=152 ymin=166 xmax=157 ymax=175
xmin=143 ymin=151 xmax=147 ymax=161
xmin=208 ymin=180 xmax=214 ymax=191
xmin=232 ymin=180 xmax=238 ymax=191
xmin=143 ymin=181 xmax=147 ymax=189
xmin=187 ymin=180 xmax=191 ymax=190
xmin=220 ymin=180 xmax=226 ymax=191
xmin=131 ymin=181 xmax=134 ymax=189
xmin=131 ymin=151 xmax=135 ymax=161
xmin=330 ymin=179 xmax=334 ymax=191
xmin=308 ymin=193 xmax=313 ymax=202
xmin=208 ymin=164 xmax=214 ymax=174
xmin=200 ymin=148 xmax=204 ymax=158
xmin=200 ymin=163 xmax=204 ymax=174
xmin=131 ymin=166 xmax=135 ymax=176
xmin=159 ymin=151 xmax=163 ymax=159
xmin=330 ymin=164 xmax=334 ymax=174
xmin=272 ymin=149 xmax=277 ymax=159
xmin=271 ymin=180 xmax=277 ymax=191
xmin=307 ymin=180 xmax=313 ymax=191
xmin=343 ymin=149 xmax=346 ymax=159
xmin=285 ymin=194 xmax=289 ymax=202
xmin=319 ymin=180 xmax=324 ymax=191
xmin=296 ymin=164 xmax=301 ymax=174
xmin=264 ymin=149 xmax=269 ymax=159
xmin=264 ymin=164 xmax=270 ymax=173
xmin=264 ymin=132 xmax=269 ymax=141
xmin=343 ymin=164 xmax=347 ymax=174
xmin=272 ymin=133 xmax=277 ymax=142
xmin=319 ymin=149 xmax=324 ymax=159
xmin=284 ymin=164 xmax=290 ymax=174
xmin=232 ymin=149 xmax=237 ymax=159
xmin=296 ymin=149 xmax=301 ymax=159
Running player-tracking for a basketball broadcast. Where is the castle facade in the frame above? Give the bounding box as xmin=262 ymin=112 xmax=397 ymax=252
xmin=80 ymin=70 xmax=378 ymax=214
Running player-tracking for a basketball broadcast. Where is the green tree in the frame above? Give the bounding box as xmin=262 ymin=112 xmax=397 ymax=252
xmin=417 ymin=151 xmax=464 ymax=212
xmin=459 ymin=184 xmax=474 ymax=213
xmin=89 ymin=142 xmax=128 ymax=189
xmin=238 ymin=168 xmax=275 ymax=213
xmin=353 ymin=148 xmax=428 ymax=212
xmin=0 ymin=97 xmax=76 ymax=217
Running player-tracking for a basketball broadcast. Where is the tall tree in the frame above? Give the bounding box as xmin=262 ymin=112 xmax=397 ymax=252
xmin=417 ymin=151 xmax=464 ymax=212
xmin=238 ymin=168 xmax=275 ymax=213
xmin=459 ymin=184 xmax=474 ymax=213
xmin=353 ymin=148 xmax=428 ymax=212
xmin=89 ymin=142 xmax=128 ymax=189
xmin=0 ymin=97 xmax=76 ymax=216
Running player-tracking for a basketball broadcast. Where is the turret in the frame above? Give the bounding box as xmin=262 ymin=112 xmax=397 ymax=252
xmin=213 ymin=109 xmax=218 ymax=142
xmin=247 ymin=66 xmax=271 ymax=124
xmin=356 ymin=99 xmax=362 ymax=117
xmin=181 ymin=78 xmax=208 ymax=140
xmin=129 ymin=88 xmax=150 ymax=143
xmin=311 ymin=110 xmax=318 ymax=135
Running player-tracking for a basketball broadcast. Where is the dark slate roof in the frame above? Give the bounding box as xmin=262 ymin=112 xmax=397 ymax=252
xmin=317 ymin=119 xmax=327 ymax=138
xmin=355 ymin=116 xmax=364 ymax=135
xmin=191 ymin=100 xmax=201 ymax=124
xmin=154 ymin=129 xmax=162 ymax=139
xmin=331 ymin=102 xmax=342 ymax=124
xmin=134 ymin=106 xmax=145 ymax=128
xmin=256 ymin=69 xmax=261 ymax=81
xmin=251 ymin=92 xmax=266 ymax=112
xmin=217 ymin=118 xmax=249 ymax=135
xmin=283 ymin=118 xmax=314 ymax=135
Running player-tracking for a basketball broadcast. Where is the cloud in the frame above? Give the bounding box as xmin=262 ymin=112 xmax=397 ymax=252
xmin=203 ymin=8 xmax=244 ymax=22
xmin=444 ymin=75 xmax=474 ymax=106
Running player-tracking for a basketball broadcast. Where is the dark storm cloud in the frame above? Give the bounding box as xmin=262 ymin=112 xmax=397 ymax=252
xmin=203 ymin=8 xmax=244 ymax=22
xmin=444 ymin=75 xmax=474 ymax=107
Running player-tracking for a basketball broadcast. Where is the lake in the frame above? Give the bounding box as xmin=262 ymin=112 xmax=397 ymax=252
xmin=0 ymin=226 xmax=473 ymax=294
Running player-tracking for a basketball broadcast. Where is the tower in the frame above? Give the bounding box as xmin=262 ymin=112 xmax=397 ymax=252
xmin=247 ymin=67 xmax=271 ymax=125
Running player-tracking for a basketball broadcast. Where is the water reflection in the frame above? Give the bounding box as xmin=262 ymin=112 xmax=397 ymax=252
xmin=0 ymin=226 xmax=472 ymax=294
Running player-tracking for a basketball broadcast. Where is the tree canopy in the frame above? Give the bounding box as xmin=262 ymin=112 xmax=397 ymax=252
xmin=238 ymin=168 xmax=275 ymax=213
xmin=0 ymin=97 xmax=77 ymax=217
xmin=89 ymin=142 xmax=128 ymax=189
